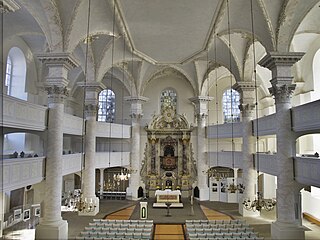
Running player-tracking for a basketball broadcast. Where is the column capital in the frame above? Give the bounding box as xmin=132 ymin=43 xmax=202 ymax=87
xmin=233 ymin=82 xmax=256 ymax=106
xmin=125 ymin=96 xmax=149 ymax=118
xmin=78 ymin=82 xmax=105 ymax=106
xmin=1 ymin=0 xmax=20 ymax=13
xmin=269 ymin=84 xmax=296 ymax=104
xmin=45 ymin=85 xmax=69 ymax=104
xmin=189 ymin=96 xmax=213 ymax=117
xmin=85 ymin=103 xmax=99 ymax=118
xmin=239 ymin=103 xmax=255 ymax=117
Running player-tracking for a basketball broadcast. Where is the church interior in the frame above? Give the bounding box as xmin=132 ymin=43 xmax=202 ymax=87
xmin=1 ymin=0 xmax=320 ymax=239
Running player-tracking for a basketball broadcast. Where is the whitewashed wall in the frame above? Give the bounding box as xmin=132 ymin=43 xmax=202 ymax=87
xmin=96 ymin=122 xmax=131 ymax=138
xmin=95 ymin=152 xmax=130 ymax=169
xmin=62 ymin=153 xmax=82 ymax=176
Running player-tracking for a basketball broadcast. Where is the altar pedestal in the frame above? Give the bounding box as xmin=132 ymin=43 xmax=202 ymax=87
xmin=153 ymin=189 xmax=183 ymax=208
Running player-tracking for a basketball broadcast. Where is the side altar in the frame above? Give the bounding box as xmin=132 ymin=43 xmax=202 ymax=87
xmin=141 ymin=103 xmax=196 ymax=200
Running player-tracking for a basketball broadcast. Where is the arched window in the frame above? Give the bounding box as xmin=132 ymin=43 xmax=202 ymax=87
xmin=222 ymin=88 xmax=240 ymax=123
xmin=160 ymin=88 xmax=177 ymax=111
xmin=5 ymin=55 xmax=13 ymax=95
xmin=5 ymin=47 xmax=27 ymax=100
xmin=98 ymin=89 xmax=115 ymax=122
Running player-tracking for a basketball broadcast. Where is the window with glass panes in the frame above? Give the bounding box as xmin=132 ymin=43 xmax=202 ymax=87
xmin=160 ymin=89 xmax=177 ymax=110
xmin=98 ymin=89 xmax=115 ymax=122
xmin=5 ymin=56 xmax=13 ymax=95
xmin=222 ymin=89 xmax=240 ymax=123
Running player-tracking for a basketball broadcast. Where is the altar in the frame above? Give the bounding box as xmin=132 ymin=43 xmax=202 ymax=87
xmin=153 ymin=189 xmax=183 ymax=208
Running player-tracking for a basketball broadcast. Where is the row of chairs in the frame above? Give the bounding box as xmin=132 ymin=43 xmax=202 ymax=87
xmin=83 ymin=228 xmax=152 ymax=233
xmin=187 ymin=227 xmax=255 ymax=234
xmin=189 ymin=238 xmax=264 ymax=240
xmin=186 ymin=219 xmax=264 ymax=240
xmin=92 ymin=219 xmax=153 ymax=224
xmin=76 ymin=238 xmax=146 ymax=240
xmin=186 ymin=219 xmax=245 ymax=224
xmin=77 ymin=219 xmax=154 ymax=240
xmin=186 ymin=223 xmax=250 ymax=229
xmin=188 ymin=232 xmax=259 ymax=239
xmin=78 ymin=232 xmax=151 ymax=239
xmin=88 ymin=222 xmax=153 ymax=228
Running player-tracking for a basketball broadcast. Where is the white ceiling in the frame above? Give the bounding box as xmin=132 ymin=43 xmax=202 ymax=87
xmin=117 ymin=0 xmax=220 ymax=64
xmin=3 ymin=0 xmax=320 ymax=96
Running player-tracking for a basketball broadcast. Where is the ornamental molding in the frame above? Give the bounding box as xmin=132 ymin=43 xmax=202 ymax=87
xmin=45 ymin=85 xmax=69 ymax=104
xmin=36 ymin=52 xmax=79 ymax=69
xmin=85 ymin=104 xmax=99 ymax=117
xmin=77 ymin=82 xmax=106 ymax=93
xmin=269 ymin=84 xmax=296 ymax=104
xmin=149 ymin=67 xmax=187 ymax=82
xmin=124 ymin=96 xmax=149 ymax=103
xmin=239 ymin=103 xmax=255 ymax=117
xmin=189 ymin=96 xmax=214 ymax=104
xmin=146 ymin=106 xmax=191 ymax=132
xmin=258 ymin=52 xmax=304 ymax=70
xmin=0 ymin=0 xmax=20 ymax=13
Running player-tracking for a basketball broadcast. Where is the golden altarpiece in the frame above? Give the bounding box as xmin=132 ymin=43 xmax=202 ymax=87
xmin=141 ymin=103 xmax=197 ymax=198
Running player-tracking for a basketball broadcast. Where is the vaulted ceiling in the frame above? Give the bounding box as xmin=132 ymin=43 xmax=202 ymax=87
xmin=3 ymin=0 xmax=320 ymax=97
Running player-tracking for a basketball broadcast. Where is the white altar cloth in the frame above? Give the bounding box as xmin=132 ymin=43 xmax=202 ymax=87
xmin=155 ymin=189 xmax=181 ymax=196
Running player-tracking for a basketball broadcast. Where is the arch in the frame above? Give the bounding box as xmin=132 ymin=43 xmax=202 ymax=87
xmin=311 ymin=48 xmax=320 ymax=100
xmin=193 ymin=186 xmax=200 ymax=198
xmin=5 ymin=47 xmax=27 ymax=100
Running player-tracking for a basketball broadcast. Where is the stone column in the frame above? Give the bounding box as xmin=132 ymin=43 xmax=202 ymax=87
xmin=234 ymin=82 xmax=259 ymax=217
xmin=125 ymin=96 xmax=148 ymax=199
xmin=99 ymin=169 xmax=105 ymax=199
xmin=77 ymin=82 xmax=104 ymax=216
xmin=259 ymin=52 xmax=305 ymax=240
xmin=35 ymin=53 xmax=78 ymax=240
xmin=189 ymin=96 xmax=213 ymax=201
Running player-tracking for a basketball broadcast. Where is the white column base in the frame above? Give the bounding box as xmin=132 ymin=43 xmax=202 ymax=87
xmin=238 ymin=205 xmax=260 ymax=217
xmin=199 ymin=186 xmax=209 ymax=201
xmin=271 ymin=221 xmax=305 ymax=240
xmin=35 ymin=219 xmax=68 ymax=240
xmin=126 ymin=186 xmax=140 ymax=200
xmin=78 ymin=197 xmax=100 ymax=216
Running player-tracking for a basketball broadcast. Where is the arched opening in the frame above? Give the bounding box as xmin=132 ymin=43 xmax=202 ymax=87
xmin=5 ymin=47 xmax=27 ymax=100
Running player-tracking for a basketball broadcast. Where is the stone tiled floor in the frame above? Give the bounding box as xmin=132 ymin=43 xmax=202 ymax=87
xmin=3 ymin=198 xmax=320 ymax=239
